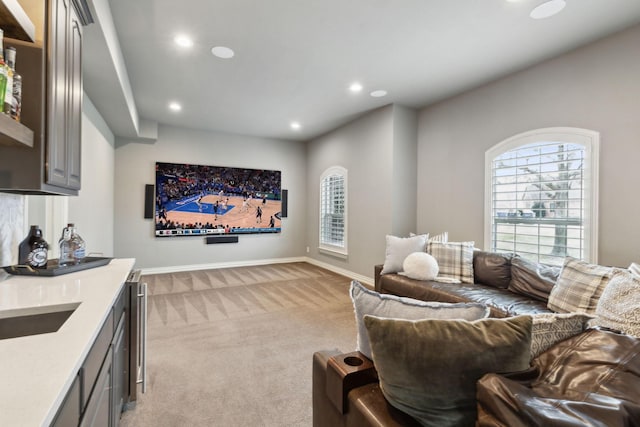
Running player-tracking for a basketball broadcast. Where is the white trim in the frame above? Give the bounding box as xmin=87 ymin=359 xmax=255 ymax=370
xmin=138 ymin=256 xmax=374 ymax=287
xmin=484 ymin=127 xmax=599 ymax=263
xmin=305 ymin=257 xmax=373 ymax=286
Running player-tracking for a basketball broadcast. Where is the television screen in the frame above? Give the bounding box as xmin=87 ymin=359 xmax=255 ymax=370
xmin=154 ymin=162 xmax=282 ymax=237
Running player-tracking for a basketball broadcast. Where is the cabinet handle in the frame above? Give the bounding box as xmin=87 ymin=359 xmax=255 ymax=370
xmin=137 ymin=282 xmax=147 ymax=393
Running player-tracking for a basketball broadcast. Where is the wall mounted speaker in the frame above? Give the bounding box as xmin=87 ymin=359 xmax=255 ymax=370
xmin=144 ymin=184 xmax=154 ymax=219
xmin=281 ymin=189 xmax=288 ymax=218
xmin=205 ymin=235 xmax=239 ymax=244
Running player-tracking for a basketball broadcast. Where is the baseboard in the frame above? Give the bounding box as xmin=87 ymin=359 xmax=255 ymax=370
xmin=138 ymin=256 xmax=374 ymax=286
xmin=140 ymin=256 xmax=306 ymax=275
xmin=303 ymin=257 xmax=374 ymax=287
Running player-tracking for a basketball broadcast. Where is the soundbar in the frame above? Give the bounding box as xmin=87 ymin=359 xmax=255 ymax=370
xmin=205 ymin=236 xmax=239 ymax=244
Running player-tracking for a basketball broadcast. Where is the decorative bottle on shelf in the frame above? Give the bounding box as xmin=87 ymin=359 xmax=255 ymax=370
xmin=18 ymin=225 xmax=49 ymax=268
xmin=58 ymin=224 xmax=74 ymax=266
xmin=4 ymin=46 xmax=21 ymax=121
xmin=0 ymin=29 xmax=7 ymax=112
xmin=2 ymin=46 xmax=12 ymax=116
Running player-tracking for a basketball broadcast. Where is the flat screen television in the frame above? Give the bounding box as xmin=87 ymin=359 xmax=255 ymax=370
xmin=155 ymin=162 xmax=282 ymax=237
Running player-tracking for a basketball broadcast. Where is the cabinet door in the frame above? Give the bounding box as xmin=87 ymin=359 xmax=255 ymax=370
xmin=51 ymin=373 xmax=81 ymax=427
xmin=80 ymin=346 xmax=113 ymax=427
xmin=46 ymin=0 xmax=82 ymax=191
xmin=112 ymin=314 xmax=126 ymax=427
xmin=67 ymin=3 xmax=82 ymax=189
xmin=46 ymin=0 xmax=70 ymax=188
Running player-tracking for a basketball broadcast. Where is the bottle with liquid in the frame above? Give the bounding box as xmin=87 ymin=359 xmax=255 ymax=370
xmin=2 ymin=47 xmax=12 ymax=115
xmin=5 ymin=46 xmax=21 ymax=121
xmin=0 ymin=29 xmax=7 ymax=110
xmin=58 ymin=224 xmax=74 ymax=266
xmin=18 ymin=225 xmax=49 ymax=268
xmin=68 ymin=223 xmax=86 ymax=263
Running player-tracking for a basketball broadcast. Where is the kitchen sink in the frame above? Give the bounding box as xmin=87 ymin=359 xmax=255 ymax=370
xmin=0 ymin=302 xmax=80 ymax=340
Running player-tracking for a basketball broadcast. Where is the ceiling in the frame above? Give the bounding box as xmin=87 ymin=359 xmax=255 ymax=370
xmin=82 ymin=0 xmax=640 ymax=142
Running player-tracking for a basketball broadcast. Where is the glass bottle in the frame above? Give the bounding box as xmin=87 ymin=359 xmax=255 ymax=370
xmin=5 ymin=46 xmax=21 ymax=121
xmin=68 ymin=223 xmax=86 ymax=263
xmin=0 ymin=29 xmax=7 ymax=111
xmin=2 ymin=47 xmax=12 ymax=115
xmin=58 ymin=224 xmax=74 ymax=266
xmin=18 ymin=225 xmax=49 ymax=268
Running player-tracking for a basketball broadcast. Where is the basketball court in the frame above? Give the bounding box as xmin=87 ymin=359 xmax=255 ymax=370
xmin=157 ymin=194 xmax=281 ymax=233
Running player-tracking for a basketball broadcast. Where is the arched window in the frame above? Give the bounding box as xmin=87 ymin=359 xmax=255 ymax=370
xmin=319 ymin=166 xmax=347 ymax=256
xmin=485 ymin=128 xmax=599 ymax=265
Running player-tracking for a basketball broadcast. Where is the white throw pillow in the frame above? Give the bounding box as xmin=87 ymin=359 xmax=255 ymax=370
xmin=593 ymin=269 xmax=640 ymax=337
xmin=400 ymin=252 xmax=439 ymax=281
xmin=349 ymin=280 xmax=490 ymax=359
xmin=629 ymin=262 xmax=640 ymax=279
xmin=380 ymin=234 xmax=428 ymax=275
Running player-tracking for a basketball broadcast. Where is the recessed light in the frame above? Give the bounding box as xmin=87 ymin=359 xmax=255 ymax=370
xmin=174 ymin=35 xmax=193 ymax=48
xmin=211 ymin=46 xmax=235 ymax=59
xmin=349 ymin=82 xmax=363 ymax=93
xmin=290 ymin=122 xmax=301 ymax=130
xmin=530 ymin=0 xmax=566 ymax=19
xmin=169 ymin=102 xmax=182 ymax=112
xmin=370 ymin=90 xmax=387 ymax=98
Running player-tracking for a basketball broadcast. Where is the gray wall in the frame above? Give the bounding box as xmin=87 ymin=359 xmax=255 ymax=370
xmin=114 ymin=125 xmax=307 ymax=270
xmin=417 ymin=24 xmax=640 ymax=267
xmin=306 ymin=105 xmax=418 ymax=278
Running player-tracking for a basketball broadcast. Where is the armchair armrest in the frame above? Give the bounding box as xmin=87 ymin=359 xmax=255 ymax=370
xmin=326 ymin=351 xmax=378 ymax=414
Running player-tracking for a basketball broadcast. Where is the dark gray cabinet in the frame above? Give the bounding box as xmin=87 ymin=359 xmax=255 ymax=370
xmin=50 ymin=285 xmax=130 ymax=427
xmin=51 ymin=373 xmax=81 ymax=427
xmin=0 ymin=0 xmax=85 ymax=195
xmin=46 ymin=0 xmax=82 ymax=191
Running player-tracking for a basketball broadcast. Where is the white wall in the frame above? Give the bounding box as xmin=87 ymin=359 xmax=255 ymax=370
xmin=113 ymin=124 xmax=307 ymax=270
xmin=0 ymin=194 xmax=25 ymax=267
xmin=67 ymin=94 xmax=116 ymax=257
xmin=417 ymin=24 xmax=640 ymax=267
xmin=306 ymin=105 xmax=418 ymax=278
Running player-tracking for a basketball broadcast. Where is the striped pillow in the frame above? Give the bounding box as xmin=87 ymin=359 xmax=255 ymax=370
xmin=426 ymin=241 xmax=475 ymax=284
xmin=547 ymin=257 xmax=614 ymax=314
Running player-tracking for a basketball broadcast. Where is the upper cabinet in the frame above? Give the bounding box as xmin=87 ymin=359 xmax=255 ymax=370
xmin=0 ymin=0 xmax=91 ymax=195
xmin=0 ymin=0 xmax=34 ymax=148
xmin=0 ymin=0 xmax=35 ymax=42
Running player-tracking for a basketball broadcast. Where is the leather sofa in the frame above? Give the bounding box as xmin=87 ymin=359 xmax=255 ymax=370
xmin=313 ymin=329 xmax=640 ymax=427
xmin=374 ymin=250 xmax=555 ymax=318
xmin=312 ymin=251 xmax=640 ymax=426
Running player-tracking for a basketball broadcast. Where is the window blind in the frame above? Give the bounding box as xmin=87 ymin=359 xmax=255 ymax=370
xmin=491 ymin=141 xmax=586 ymax=266
xmin=320 ymin=174 xmax=345 ymax=248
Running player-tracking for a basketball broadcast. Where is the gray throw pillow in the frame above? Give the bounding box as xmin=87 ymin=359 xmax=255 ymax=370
xmin=380 ymin=234 xmax=428 ymax=274
xmin=349 ymin=281 xmax=490 ymax=360
xmin=364 ymin=315 xmax=532 ymax=427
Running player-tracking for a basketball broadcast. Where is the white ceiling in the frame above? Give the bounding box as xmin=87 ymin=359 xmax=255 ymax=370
xmin=82 ymin=0 xmax=640 ymax=142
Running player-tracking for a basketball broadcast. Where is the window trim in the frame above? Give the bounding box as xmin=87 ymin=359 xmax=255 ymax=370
xmin=319 ymin=166 xmax=348 ymax=257
xmin=484 ymin=127 xmax=599 ymax=263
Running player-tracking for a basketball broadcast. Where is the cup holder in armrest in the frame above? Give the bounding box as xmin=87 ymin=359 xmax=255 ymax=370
xmin=326 ymin=351 xmax=377 ymax=414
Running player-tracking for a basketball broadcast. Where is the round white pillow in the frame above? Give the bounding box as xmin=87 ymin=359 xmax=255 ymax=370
xmin=402 ymin=252 xmax=439 ymax=281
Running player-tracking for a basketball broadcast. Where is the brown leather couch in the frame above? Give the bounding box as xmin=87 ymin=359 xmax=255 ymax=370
xmin=312 ymin=251 xmax=640 ymax=426
xmin=375 ymin=250 xmax=555 ymax=318
xmin=313 ymin=329 xmax=640 ymax=426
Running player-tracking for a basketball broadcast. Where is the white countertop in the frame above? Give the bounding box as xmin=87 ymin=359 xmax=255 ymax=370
xmin=0 ymin=258 xmax=135 ymax=427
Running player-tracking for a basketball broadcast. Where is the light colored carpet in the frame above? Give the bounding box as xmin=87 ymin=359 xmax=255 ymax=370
xmin=119 ymin=262 xmax=357 ymax=427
